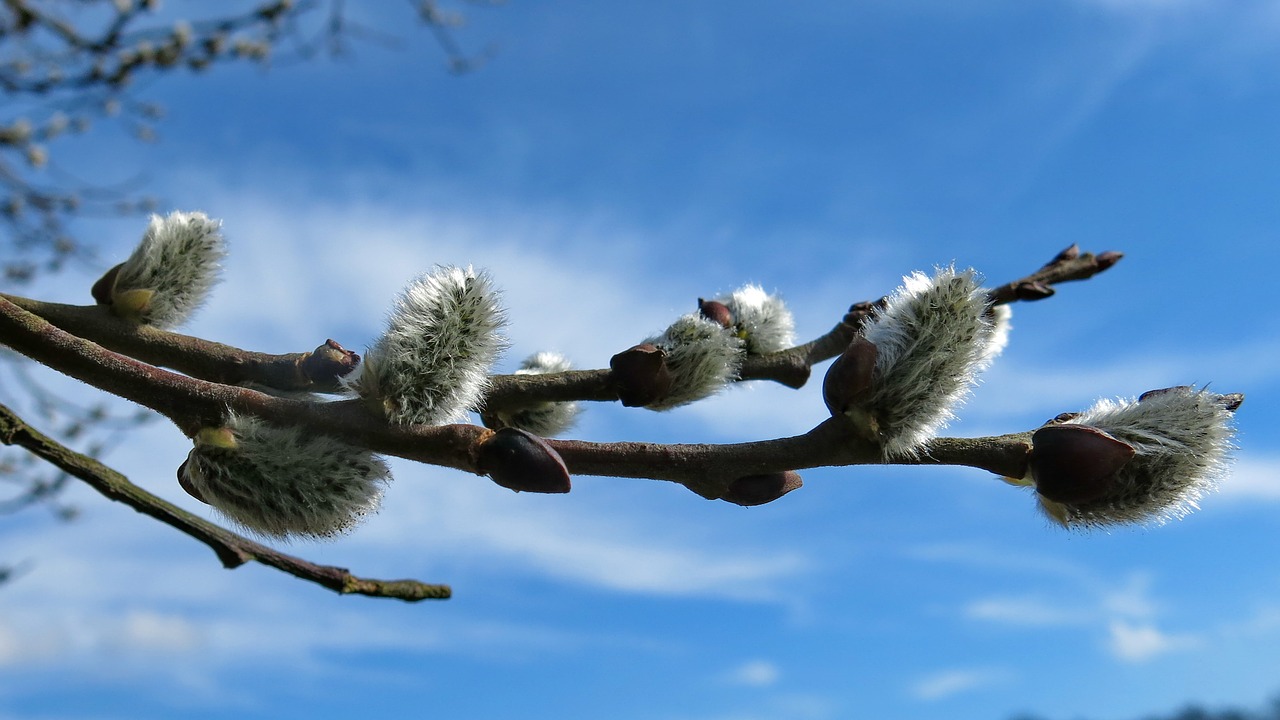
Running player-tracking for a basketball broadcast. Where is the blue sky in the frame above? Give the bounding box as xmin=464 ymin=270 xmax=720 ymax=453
xmin=3 ymin=2 xmax=1280 ymax=719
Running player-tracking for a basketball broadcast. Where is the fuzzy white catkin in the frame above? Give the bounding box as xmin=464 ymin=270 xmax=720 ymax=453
xmin=860 ymin=266 xmax=1001 ymax=458
xmin=644 ymin=313 xmax=744 ymax=410
xmin=112 ymin=211 xmax=226 ymax=329
xmin=181 ymin=413 xmax=390 ymax=539
xmin=1039 ymin=387 xmax=1237 ymax=528
xmin=496 ymin=351 xmax=581 ymax=437
xmin=981 ymin=304 xmax=1013 ymax=369
xmin=348 ymin=266 xmax=507 ymax=425
xmin=714 ymin=284 xmax=796 ymax=354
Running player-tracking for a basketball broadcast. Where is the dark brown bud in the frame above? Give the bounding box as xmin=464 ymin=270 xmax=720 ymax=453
xmin=823 ymin=336 xmax=878 ymax=416
xmin=1052 ymin=244 xmax=1081 ymax=264
xmin=176 ymin=459 xmax=207 ymax=504
xmin=1095 ymin=251 xmax=1124 ymax=271
xmin=477 ymin=428 xmax=571 ymax=494
xmin=90 ymin=262 xmax=123 ymax=306
xmin=722 ymin=470 xmax=803 ymax=507
xmin=1014 ymin=281 xmax=1055 ymax=301
xmin=1029 ymin=424 xmax=1135 ymax=505
xmin=842 ymin=298 xmax=888 ymax=329
xmin=609 ymin=343 xmax=673 ymax=407
xmin=299 ymin=339 xmax=361 ymax=383
xmin=698 ymin=298 xmax=734 ymax=328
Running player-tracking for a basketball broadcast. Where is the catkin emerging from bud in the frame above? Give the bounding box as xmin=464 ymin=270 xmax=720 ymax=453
xmin=1034 ymin=387 xmax=1239 ymax=528
xmin=643 ymin=314 xmax=744 ymax=410
xmin=846 ymin=266 xmax=1000 ymax=458
xmin=107 ymin=211 xmax=226 ymax=329
xmin=495 ymin=351 xmax=581 ymax=437
xmin=179 ymin=413 xmax=390 ymax=539
xmin=348 ymin=266 xmax=507 ymax=425
xmin=712 ymin=284 xmax=796 ymax=354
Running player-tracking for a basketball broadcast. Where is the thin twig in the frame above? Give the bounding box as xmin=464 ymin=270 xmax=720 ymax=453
xmin=0 ymin=402 xmax=450 ymax=601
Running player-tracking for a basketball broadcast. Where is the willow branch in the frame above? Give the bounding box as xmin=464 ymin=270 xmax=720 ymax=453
xmin=485 ymin=244 xmax=1124 ymax=409
xmin=0 ymin=402 xmax=450 ymax=601
xmin=0 ymin=296 xmax=1035 ymax=501
xmin=5 ymin=245 xmax=1122 ymax=414
xmin=0 ymin=295 xmax=356 ymax=392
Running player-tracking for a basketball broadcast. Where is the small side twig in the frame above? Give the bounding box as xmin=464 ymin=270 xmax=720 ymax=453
xmin=5 ymin=244 xmax=1122 ymax=411
xmin=0 ymin=402 xmax=450 ymax=601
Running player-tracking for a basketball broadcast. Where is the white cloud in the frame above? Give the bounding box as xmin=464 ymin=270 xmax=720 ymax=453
xmin=963 ymin=596 xmax=1088 ymax=627
xmin=1107 ymin=620 xmax=1199 ymax=662
xmin=721 ymin=659 xmax=781 ymax=688
xmin=358 ymin=469 xmax=811 ymax=601
xmin=910 ymin=668 xmax=1008 ymax=701
xmin=1216 ymin=455 xmax=1280 ymax=501
xmin=112 ymin=611 xmax=204 ymax=654
xmin=1100 ymin=573 xmax=1160 ymax=620
xmin=922 ymin=544 xmax=1205 ymax=666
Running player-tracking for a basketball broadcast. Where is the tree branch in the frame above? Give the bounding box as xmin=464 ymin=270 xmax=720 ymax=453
xmin=0 ymin=295 xmax=1036 ymax=502
xmin=3 ymin=245 xmax=1122 ymax=415
xmin=0 ymin=402 xmax=450 ymax=601
xmin=0 ymin=294 xmax=358 ymax=392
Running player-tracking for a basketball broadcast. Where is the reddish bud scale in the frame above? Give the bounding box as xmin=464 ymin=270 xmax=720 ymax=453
xmin=176 ymin=459 xmax=206 ymax=504
xmin=90 ymin=263 xmax=123 ymax=306
xmin=299 ymin=338 xmax=361 ymax=383
xmin=478 ymin=427 xmax=572 ymax=494
xmin=1029 ymin=424 xmax=1135 ymax=505
xmin=609 ymin=343 xmax=673 ymax=407
xmin=722 ymin=471 xmax=803 ymax=507
xmin=697 ymin=298 xmax=734 ymax=329
xmin=822 ymin=337 xmax=878 ymax=416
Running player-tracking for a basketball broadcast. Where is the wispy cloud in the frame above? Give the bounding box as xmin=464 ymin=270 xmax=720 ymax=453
xmin=1107 ymin=620 xmax=1200 ymax=662
xmin=720 ymin=659 xmax=782 ymax=688
xmin=359 ymin=470 xmax=812 ymax=601
xmin=1216 ymin=455 xmax=1280 ymax=502
xmin=963 ymin=596 xmax=1090 ymax=627
xmin=910 ymin=668 xmax=1009 ymax=701
xmin=912 ymin=543 xmax=1205 ymax=664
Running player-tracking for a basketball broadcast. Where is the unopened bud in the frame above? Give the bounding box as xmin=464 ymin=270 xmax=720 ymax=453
xmin=299 ymin=339 xmax=360 ymax=384
xmin=610 ymin=343 xmax=673 ymax=407
xmin=1051 ymin=244 xmax=1080 ymax=264
xmin=1095 ymin=251 xmax=1124 ymax=270
xmin=822 ymin=337 xmax=878 ymax=416
xmin=698 ymin=298 xmax=733 ymax=328
xmin=477 ymin=428 xmax=571 ymax=494
xmin=90 ymin=262 xmax=123 ymax=305
xmin=1014 ymin=281 xmax=1055 ymax=301
xmin=722 ymin=470 xmax=803 ymax=507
